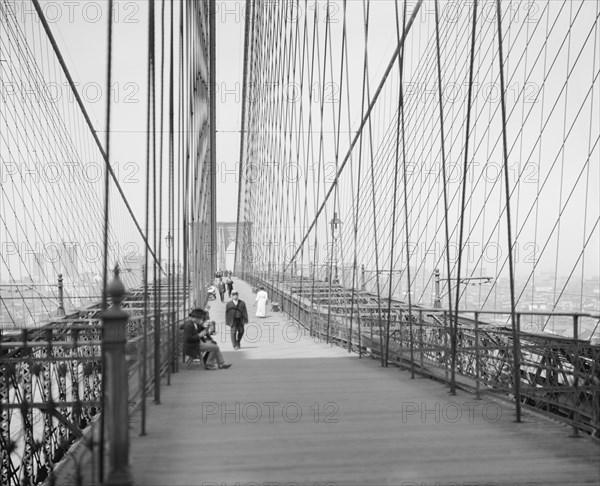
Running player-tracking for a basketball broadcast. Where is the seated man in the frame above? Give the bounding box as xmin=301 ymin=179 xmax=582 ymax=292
xmin=206 ymin=284 xmax=217 ymax=300
xmin=183 ymin=308 xmax=231 ymax=370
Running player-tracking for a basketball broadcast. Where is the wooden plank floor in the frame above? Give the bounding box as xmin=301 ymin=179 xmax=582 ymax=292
xmin=129 ymin=280 xmax=599 ymax=486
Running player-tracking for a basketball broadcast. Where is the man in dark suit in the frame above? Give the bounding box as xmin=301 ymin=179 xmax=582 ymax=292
xmin=217 ymin=278 xmax=226 ymax=302
xmin=225 ymin=290 xmax=249 ymax=349
xmin=183 ymin=308 xmax=231 ymax=369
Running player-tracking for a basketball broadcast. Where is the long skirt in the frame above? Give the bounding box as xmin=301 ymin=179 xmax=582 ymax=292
xmin=256 ymin=297 xmax=267 ymax=317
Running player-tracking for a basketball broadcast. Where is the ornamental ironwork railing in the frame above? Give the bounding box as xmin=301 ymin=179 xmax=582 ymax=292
xmin=247 ymin=274 xmax=600 ymax=439
xmin=0 ymin=282 xmax=185 ymax=486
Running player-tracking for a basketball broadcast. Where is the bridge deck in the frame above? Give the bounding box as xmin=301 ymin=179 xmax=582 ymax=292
xmin=129 ymin=280 xmax=599 ymax=486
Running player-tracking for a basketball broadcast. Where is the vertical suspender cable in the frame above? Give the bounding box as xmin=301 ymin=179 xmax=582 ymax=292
xmin=168 ymin=0 xmax=175 ymax=377
xmin=452 ymin=0 xmax=478 ymax=395
xmin=209 ymin=0 xmax=217 ymax=278
xmin=174 ymin=0 xmax=181 ymax=373
xmin=399 ymin=2 xmax=415 ymax=378
xmin=101 ymin=0 xmax=113 ymax=310
xmin=141 ymin=0 xmax=156 ymax=437
xmin=350 ymin=0 xmax=369 ymax=356
xmin=387 ymin=0 xmax=407 ymax=369
xmin=181 ymin=0 xmax=189 ymax=326
xmin=434 ymin=0 xmax=454 ymax=321
xmin=284 ymin=0 xmax=423 ymax=271
xmin=579 ymin=2 xmax=599 ymax=311
xmin=153 ymin=0 xmax=161 ymax=406
xmin=236 ymin=0 xmax=253 ymax=274
xmin=495 ymin=0 xmax=520 ymax=422
xmin=99 ymin=1 xmax=114 ymax=480
xmin=29 ymin=0 xmax=161 ymax=268
xmin=368 ymin=105 xmax=384 ymax=365
xmin=322 ymin=0 xmax=333 ymax=344
xmin=552 ymin=0 xmax=574 ymax=322
xmin=157 ymin=0 xmax=169 ymax=388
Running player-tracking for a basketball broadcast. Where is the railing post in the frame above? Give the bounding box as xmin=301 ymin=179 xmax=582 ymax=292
xmin=514 ymin=313 xmax=522 ymax=423
xmin=570 ymin=314 xmax=581 ymax=438
xmin=102 ymin=266 xmax=133 ymax=485
xmin=450 ymin=309 xmax=456 ymax=394
xmin=361 ymin=264 xmax=365 ymax=291
xmin=138 ymin=325 xmax=147 ymax=437
xmin=57 ymin=274 xmax=65 ymax=316
xmin=474 ymin=311 xmax=481 ymax=400
xmin=594 ymin=346 xmax=600 ymax=439
xmin=418 ymin=309 xmax=424 ymax=376
xmin=409 ymin=310 xmax=415 ymax=379
xmin=433 ymin=268 xmax=441 ymax=308
xmin=443 ymin=310 xmax=449 ymax=384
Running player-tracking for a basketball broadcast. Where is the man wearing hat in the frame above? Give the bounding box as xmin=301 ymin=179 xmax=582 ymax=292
xmin=183 ymin=308 xmax=231 ymax=369
xmin=225 ymin=290 xmax=249 ymax=349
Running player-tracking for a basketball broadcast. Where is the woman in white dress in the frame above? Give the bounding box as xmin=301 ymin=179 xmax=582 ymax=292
xmin=255 ymin=287 xmax=268 ymax=318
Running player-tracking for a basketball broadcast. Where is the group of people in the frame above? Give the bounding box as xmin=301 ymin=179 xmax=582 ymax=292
xmin=208 ymin=276 xmax=269 ymax=319
xmin=207 ymin=276 xmax=234 ymax=301
xmin=183 ymin=285 xmax=271 ymax=369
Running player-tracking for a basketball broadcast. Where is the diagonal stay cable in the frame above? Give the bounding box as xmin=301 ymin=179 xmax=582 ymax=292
xmin=101 ymin=0 xmax=114 ymax=311
xmin=284 ymin=0 xmax=423 ymax=272
xmin=496 ymin=0 xmax=520 ymax=422
xmin=31 ymin=0 xmax=162 ymax=270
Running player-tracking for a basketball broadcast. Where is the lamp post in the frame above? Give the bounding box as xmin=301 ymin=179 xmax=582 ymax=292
xmin=0 ymin=277 xmax=65 ymax=317
xmin=433 ymin=268 xmax=492 ymax=309
xmin=165 ymin=233 xmax=173 ymax=272
xmin=360 ymin=268 xmax=403 ymax=295
xmin=330 ymin=211 xmax=342 ymax=284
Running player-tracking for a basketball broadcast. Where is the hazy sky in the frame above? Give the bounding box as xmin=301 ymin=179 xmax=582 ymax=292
xmin=3 ymin=0 xmax=598 ymax=284
xmin=23 ymin=0 xmax=245 ymax=225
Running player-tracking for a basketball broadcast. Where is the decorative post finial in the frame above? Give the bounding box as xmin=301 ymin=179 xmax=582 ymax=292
xmin=434 ymin=268 xmax=441 ymax=309
xmin=57 ymin=273 xmax=66 ymax=316
xmin=107 ymin=264 xmax=126 ymax=307
xmin=361 ymin=265 xmax=366 ymax=292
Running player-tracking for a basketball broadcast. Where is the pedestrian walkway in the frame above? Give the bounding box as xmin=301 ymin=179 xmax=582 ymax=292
xmin=129 ymin=279 xmax=599 ymax=486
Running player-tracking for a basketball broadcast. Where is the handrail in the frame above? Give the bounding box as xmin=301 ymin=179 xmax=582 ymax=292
xmin=246 ymin=273 xmax=600 ymax=439
xmin=0 ymin=291 xmax=185 ymax=486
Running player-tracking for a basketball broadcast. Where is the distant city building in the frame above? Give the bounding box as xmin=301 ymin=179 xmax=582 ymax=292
xmin=61 ymin=242 xmax=78 ymax=279
xmin=31 ymin=252 xmax=46 ymax=282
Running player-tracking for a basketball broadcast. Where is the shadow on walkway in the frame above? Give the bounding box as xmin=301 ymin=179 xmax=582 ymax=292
xmin=129 ymin=279 xmax=599 ymax=486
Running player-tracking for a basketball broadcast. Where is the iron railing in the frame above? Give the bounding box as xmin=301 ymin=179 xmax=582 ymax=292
xmin=246 ymin=274 xmax=600 ymax=439
xmin=0 ymin=287 xmax=185 ymax=486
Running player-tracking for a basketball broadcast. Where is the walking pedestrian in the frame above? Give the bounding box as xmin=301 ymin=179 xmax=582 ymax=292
xmin=225 ymin=290 xmax=248 ymax=349
xmin=217 ymin=278 xmax=226 ymax=302
xmin=226 ymin=276 xmax=234 ymax=297
xmin=255 ymin=286 xmax=268 ymax=318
